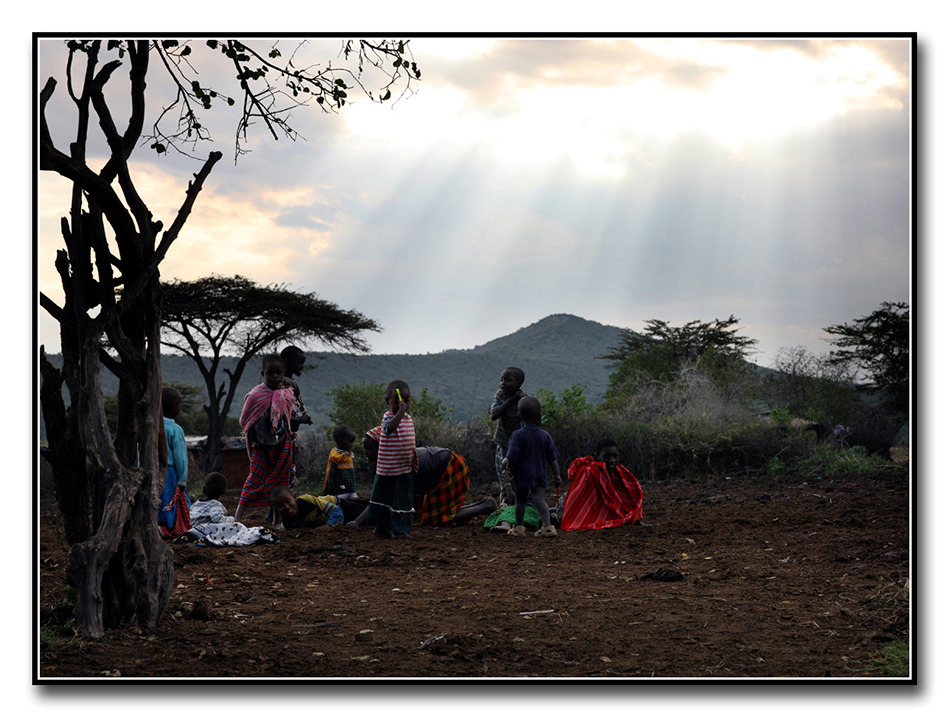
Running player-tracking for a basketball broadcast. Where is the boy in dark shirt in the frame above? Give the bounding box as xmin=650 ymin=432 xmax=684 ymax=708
xmin=502 ymin=396 xmax=561 ymax=537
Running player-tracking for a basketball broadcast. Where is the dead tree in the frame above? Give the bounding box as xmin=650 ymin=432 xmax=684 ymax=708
xmin=39 ymin=41 xmax=221 ymax=636
xmin=38 ymin=37 xmax=419 ymax=637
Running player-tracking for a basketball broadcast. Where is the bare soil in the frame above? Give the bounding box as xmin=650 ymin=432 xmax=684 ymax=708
xmin=37 ymin=467 xmax=910 ymax=680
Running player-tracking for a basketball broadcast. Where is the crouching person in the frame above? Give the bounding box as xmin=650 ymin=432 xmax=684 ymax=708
xmin=270 ymin=486 xmax=367 ymax=530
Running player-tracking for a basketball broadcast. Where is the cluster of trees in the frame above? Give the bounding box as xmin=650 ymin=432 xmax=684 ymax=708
xmin=308 ymin=303 xmax=908 ymax=493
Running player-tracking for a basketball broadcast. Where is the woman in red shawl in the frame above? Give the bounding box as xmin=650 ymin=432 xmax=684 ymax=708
xmin=234 ymin=354 xmax=297 ymax=525
xmin=560 ymin=438 xmax=643 ymax=531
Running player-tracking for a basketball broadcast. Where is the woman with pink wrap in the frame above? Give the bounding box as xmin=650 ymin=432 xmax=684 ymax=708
xmin=234 ymin=354 xmax=297 ymax=526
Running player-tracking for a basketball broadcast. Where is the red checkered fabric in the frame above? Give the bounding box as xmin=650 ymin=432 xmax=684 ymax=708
xmin=160 ymin=487 xmax=192 ymax=537
xmin=415 ymin=452 xmax=471 ymax=526
xmin=238 ymin=439 xmax=295 ymax=508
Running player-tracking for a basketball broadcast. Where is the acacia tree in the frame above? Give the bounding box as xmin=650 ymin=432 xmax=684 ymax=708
xmin=38 ymin=37 xmax=420 ymax=637
xmin=824 ymin=301 xmax=910 ymax=416
xmin=161 ymin=275 xmax=379 ymax=474
xmin=603 ymin=315 xmax=759 ymax=407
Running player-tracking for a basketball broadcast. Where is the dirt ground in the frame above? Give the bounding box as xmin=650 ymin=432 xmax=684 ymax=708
xmin=37 ymin=466 xmax=910 ymax=680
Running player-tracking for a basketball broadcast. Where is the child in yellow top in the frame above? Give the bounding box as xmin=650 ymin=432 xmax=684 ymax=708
xmin=322 ymin=425 xmax=358 ymax=499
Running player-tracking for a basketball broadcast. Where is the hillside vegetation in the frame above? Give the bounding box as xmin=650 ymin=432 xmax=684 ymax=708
xmin=40 ymin=314 xmax=627 ymax=437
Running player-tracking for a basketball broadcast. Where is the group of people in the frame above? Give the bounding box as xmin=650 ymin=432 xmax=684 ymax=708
xmin=156 ymin=350 xmax=645 ymax=545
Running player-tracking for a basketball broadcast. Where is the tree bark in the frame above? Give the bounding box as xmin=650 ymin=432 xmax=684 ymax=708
xmin=39 ymin=348 xmax=91 ymax=545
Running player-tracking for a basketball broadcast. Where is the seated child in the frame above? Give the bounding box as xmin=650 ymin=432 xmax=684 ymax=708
xmin=561 ymin=437 xmax=644 ymax=531
xmin=322 ymin=425 xmax=359 ymax=499
xmin=183 ymin=472 xmax=277 ymax=546
xmin=270 ymin=485 xmax=367 ymax=530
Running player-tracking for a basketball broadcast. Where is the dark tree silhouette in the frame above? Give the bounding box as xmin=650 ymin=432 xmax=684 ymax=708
xmin=603 ymin=315 xmax=759 ymax=406
xmin=38 ymin=37 xmax=419 ymax=637
xmin=823 ymin=301 xmax=910 ymax=416
xmin=160 ymin=275 xmax=379 ymax=474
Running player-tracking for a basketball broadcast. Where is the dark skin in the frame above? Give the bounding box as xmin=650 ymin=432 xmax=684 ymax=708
xmin=326 ymin=433 xmax=356 ymax=491
xmin=362 ymin=433 xmax=379 ymax=462
xmin=263 ymin=360 xmax=286 ymax=390
xmin=276 ymin=352 xmax=313 ymax=429
xmin=282 ymin=351 xmax=306 ymax=378
xmin=597 ymin=445 xmax=621 ymax=474
xmin=501 ymin=411 xmax=562 ymax=487
xmin=271 ymin=489 xmax=333 ymax=531
xmin=490 ymin=370 xmax=526 ymax=421
xmin=259 ymin=360 xmax=298 ymax=444
xmin=163 ymin=398 xmax=181 ymax=420
xmin=384 ymin=387 xmax=411 ymax=434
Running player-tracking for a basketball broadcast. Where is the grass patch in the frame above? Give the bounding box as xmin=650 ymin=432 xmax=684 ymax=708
xmin=795 ymin=444 xmax=889 ymax=476
xmin=846 ymin=640 xmax=910 ymax=677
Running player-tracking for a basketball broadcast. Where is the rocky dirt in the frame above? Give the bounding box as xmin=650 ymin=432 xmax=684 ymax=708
xmin=37 ymin=467 xmax=910 ymax=680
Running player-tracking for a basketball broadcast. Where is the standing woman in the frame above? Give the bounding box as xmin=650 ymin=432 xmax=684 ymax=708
xmin=234 ymin=354 xmax=296 ymax=527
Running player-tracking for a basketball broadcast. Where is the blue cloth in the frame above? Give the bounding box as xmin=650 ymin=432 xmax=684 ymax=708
xmin=158 ymin=466 xmax=191 ymax=527
xmin=506 ymin=424 xmax=559 ymax=489
xmin=159 ymin=416 xmax=191 ymax=527
xmin=163 ymin=417 xmax=189 ymax=486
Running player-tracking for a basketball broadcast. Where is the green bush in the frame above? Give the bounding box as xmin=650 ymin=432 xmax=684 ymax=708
xmin=307 ymin=366 xmax=890 ymax=492
xmin=794 ymin=444 xmax=889 ymax=476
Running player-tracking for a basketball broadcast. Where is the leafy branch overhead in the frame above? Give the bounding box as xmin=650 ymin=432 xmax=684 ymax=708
xmin=67 ymin=38 xmax=421 ymax=161
xmin=67 ymin=39 xmax=422 ymax=160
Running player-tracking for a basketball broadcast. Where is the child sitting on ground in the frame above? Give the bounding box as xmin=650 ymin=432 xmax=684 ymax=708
xmin=561 ymin=437 xmax=644 ymax=530
xmin=181 ymin=472 xmax=277 ymax=546
xmin=270 ymin=485 xmax=367 ymax=530
xmin=322 ymin=425 xmax=359 ymax=499
xmin=367 ymin=380 xmax=417 ymax=538
xmin=502 ymin=395 xmax=561 ymax=538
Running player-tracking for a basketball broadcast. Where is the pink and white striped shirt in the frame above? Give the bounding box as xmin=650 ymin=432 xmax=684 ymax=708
xmin=376 ymin=410 xmax=416 ymax=476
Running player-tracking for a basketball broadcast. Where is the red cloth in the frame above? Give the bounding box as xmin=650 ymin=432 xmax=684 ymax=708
xmin=238 ymin=439 xmax=295 ymax=508
xmin=161 ymin=487 xmax=192 ymax=537
xmin=414 ymin=452 xmax=470 ymax=526
xmin=560 ymin=456 xmax=643 ymax=531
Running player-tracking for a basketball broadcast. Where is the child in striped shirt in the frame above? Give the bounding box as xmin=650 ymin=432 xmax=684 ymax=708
xmin=367 ymin=380 xmax=417 ymax=538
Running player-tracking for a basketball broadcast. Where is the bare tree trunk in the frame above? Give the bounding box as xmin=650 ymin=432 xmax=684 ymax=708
xmin=60 ymin=283 xmax=174 ymax=638
xmin=201 ymin=401 xmax=225 ymax=475
xmin=39 ymin=349 xmax=91 ymax=545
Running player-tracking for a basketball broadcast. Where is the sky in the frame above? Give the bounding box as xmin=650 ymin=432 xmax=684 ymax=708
xmin=35 ymin=34 xmax=912 ymax=369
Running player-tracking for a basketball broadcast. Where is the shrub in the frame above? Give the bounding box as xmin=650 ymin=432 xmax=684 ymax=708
xmin=794 ymin=444 xmax=889 ymax=476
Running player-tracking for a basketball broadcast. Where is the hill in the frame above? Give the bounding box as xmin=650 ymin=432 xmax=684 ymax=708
xmin=39 ymin=314 xmax=628 ymax=435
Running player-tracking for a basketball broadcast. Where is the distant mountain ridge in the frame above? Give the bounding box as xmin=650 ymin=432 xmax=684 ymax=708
xmin=40 ymin=314 xmax=629 ymax=434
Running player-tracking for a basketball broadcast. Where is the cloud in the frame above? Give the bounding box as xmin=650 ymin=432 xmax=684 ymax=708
xmin=36 ymin=35 xmax=910 ymax=369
